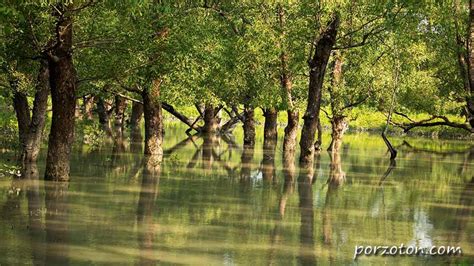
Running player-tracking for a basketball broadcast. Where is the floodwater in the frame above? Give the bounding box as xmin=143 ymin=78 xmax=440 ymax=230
xmin=0 ymin=125 xmax=472 ymax=265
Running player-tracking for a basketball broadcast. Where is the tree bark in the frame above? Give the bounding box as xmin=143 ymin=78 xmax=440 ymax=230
xmin=130 ymin=101 xmax=144 ymax=152
xmin=243 ymin=105 xmax=256 ymax=146
xmin=263 ymin=107 xmax=278 ymax=146
xmin=327 ymin=116 xmax=347 ymax=152
xmin=203 ymin=104 xmax=219 ymax=134
xmin=261 ymin=140 xmax=276 ymax=183
xmin=114 ymin=95 xmax=127 ymax=133
xmin=13 ymin=91 xmax=31 ymax=149
xmin=299 ymin=14 xmax=339 ymax=164
xmin=130 ymin=101 xmax=144 ymax=130
xmin=466 ymin=0 xmax=474 ymax=127
xmin=83 ymin=95 xmax=95 ymax=120
xmin=314 ymin=117 xmax=323 ymax=151
xmin=278 ymin=4 xmax=300 ymax=155
xmin=21 ymin=63 xmax=49 ymax=162
xmin=283 ymin=110 xmax=299 ymax=153
xmin=142 ymin=80 xmax=163 ymax=157
xmin=240 ymin=145 xmax=255 ymax=183
xmin=96 ymin=97 xmax=113 ymax=136
xmin=280 ymin=145 xmax=296 ymax=217
xmin=45 ymin=5 xmax=77 ymax=181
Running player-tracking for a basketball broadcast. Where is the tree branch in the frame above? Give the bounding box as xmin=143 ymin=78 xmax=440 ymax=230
xmin=391 ymin=112 xmax=473 ymax=133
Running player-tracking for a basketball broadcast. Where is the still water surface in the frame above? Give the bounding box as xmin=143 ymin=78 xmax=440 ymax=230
xmin=0 ymin=125 xmax=472 ymax=265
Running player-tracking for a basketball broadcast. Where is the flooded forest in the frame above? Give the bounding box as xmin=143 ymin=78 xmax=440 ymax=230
xmin=0 ymin=0 xmax=473 ymax=265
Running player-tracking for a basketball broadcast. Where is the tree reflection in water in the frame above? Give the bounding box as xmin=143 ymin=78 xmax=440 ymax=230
xmin=298 ymin=160 xmax=316 ymax=265
xmin=136 ymin=155 xmax=162 ymax=265
xmin=44 ymin=178 xmax=69 ymax=265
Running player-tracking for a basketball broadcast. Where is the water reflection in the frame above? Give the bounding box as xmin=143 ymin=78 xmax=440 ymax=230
xmin=328 ymin=151 xmax=346 ymax=188
xmin=240 ymin=145 xmax=255 ymax=184
xmin=261 ymin=140 xmax=277 ymax=183
xmin=298 ymin=161 xmax=316 ymax=265
xmin=136 ymin=155 xmax=162 ymax=265
xmin=24 ymin=163 xmax=45 ymax=265
xmin=44 ymin=179 xmax=69 ymax=265
xmin=1 ymin=128 xmax=473 ymax=265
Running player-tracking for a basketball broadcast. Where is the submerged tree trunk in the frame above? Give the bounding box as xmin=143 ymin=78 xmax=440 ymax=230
xmin=203 ymin=104 xmax=219 ymax=134
xmin=243 ymin=105 xmax=256 ymax=146
xmin=240 ymin=144 xmax=255 ymax=183
xmin=278 ymin=4 xmax=299 ymax=155
xmin=299 ymin=15 xmax=339 ymax=164
xmin=314 ymin=117 xmax=323 ymax=151
xmin=114 ymin=95 xmax=127 ymax=133
xmin=96 ymin=97 xmax=113 ymax=137
xmin=261 ymin=140 xmax=277 ymax=183
xmin=21 ymin=63 xmax=49 ymax=162
xmin=467 ymin=0 xmax=474 ymax=128
xmin=45 ymin=6 xmax=77 ymax=181
xmin=13 ymin=91 xmax=31 ymax=149
xmin=283 ymin=110 xmax=299 ymax=153
xmin=130 ymin=101 xmax=144 ymax=152
xmin=263 ymin=107 xmax=278 ymax=145
xmin=142 ymin=80 xmax=163 ymax=157
xmin=327 ymin=116 xmax=347 ymax=152
xmin=280 ymin=146 xmax=296 ymax=217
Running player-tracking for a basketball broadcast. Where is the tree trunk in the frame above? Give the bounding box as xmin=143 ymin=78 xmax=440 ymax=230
xmin=299 ymin=14 xmax=339 ymax=164
xmin=263 ymin=107 xmax=278 ymax=146
xmin=278 ymin=4 xmax=299 ymax=155
xmin=130 ymin=101 xmax=144 ymax=129
xmin=261 ymin=140 xmax=276 ymax=183
xmin=283 ymin=110 xmax=299 ymax=153
xmin=142 ymin=80 xmax=163 ymax=157
xmin=83 ymin=95 xmax=95 ymax=120
xmin=243 ymin=105 xmax=256 ymax=146
xmin=203 ymin=104 xmax=219 ymax=134
xmin=240 ymin=145 xmax=255 ymax=183
xmin=202 ymin=134 xmax=216 ymax=170
xmin=466 ymin=0 xmax=474 ymax=128
xmin=13 ymin=91 xmax=31 ymax=149
xmin=45 ymin=6 xmax=77 ymax=181
xmin=114 ymin=95 xmax=127 ymax=133
xmin=96 ymin=97 xmax=112 ymax=136
xmin=314 ymin=117 xmax=323 ymax=151
xmin=280 ymin=146 xmax=296 ymax=217
xmin=327 ymin=116 xmax=347 ymax=152
xmin=21 ymin=63 xmax=49 ymax=162
xmin=130 ymin=101 xmax=144 ymax=152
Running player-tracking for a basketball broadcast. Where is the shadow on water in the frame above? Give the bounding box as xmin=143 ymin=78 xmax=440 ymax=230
xmin=136 ymin=155 xmax=162 ymax=265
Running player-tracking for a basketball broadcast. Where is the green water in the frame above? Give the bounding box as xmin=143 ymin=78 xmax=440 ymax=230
xmin=0 ymin=125 xmax=472 ymax=265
